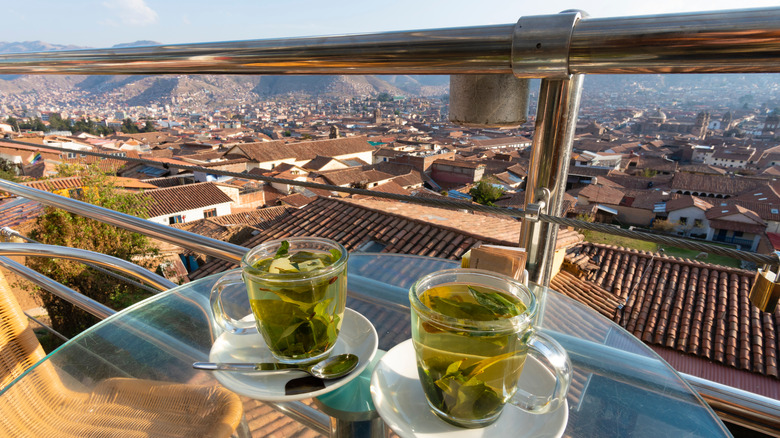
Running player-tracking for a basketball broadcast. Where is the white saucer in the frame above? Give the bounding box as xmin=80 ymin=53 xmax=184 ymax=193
xmin=209 ymin=307 xmax=378 ymax=402
xmin=370 ymin=339 xmax=569 ymax=438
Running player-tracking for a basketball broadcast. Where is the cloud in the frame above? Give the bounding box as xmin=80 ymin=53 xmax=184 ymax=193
xmin=102 ymin=0 xmax=159 ymax=26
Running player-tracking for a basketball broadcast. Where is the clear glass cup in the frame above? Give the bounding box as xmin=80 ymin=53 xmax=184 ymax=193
xmin=409 ymin=268 xmax=571 ymax=428
xmin=211 ymin=237 xmax=348 ymax=364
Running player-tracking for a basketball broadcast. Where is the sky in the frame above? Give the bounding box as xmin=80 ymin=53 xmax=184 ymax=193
xmin=3 ymin=0 xmax=780 ymax=48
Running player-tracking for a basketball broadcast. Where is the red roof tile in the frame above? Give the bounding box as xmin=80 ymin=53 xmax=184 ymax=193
xmin=553 ymin=242 xmax=779 ymax=398
xmin=144 ymin=182 xmax=234 ymax=217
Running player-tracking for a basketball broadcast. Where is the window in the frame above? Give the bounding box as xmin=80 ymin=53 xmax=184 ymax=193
xmin=169 ymin=215 xmax=183 ymax=224
xmin=204 ymin=208 xmax=217 ymax=218
xmin=694 ymin=219 xmax=703 ymax=228
xmin=678 ymin=217 xmax=688 ymax=225
xmin=734 ymin=231 xmax=744 ymax=238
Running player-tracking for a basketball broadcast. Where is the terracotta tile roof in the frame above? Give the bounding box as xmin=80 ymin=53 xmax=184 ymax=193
xmin=342 ymin=198 xmax=522 ymax=243
xmin=731 ymin=185 xmax=780 ymax=205
xmin=679 ymin=164 xmax=728 ymax=175
xmin=705 ymin=204 xmax=765 ymax=225
xmin=731 ymin=200 xmax=780 ymax=222
xmin=21 ymin=176 xmax=157 ymax=192
xmin=599 ymin=172 xmax=674 ymax=190
xmin=225 ymin=136 xmax=373 ymax=163
xmin=144 ymin=182 xmax=234 ymax=217
xmin=670 ymin=173 xmax=763 ymax=196
xmin=207 ymin=207 xmax=292 ymax=228
xmin=367 ymin=180 xmax=410 ymax=196
xmin=471 ymin=136 xmax=532 ymax=148
xmin=432 ymin=158 xmax=484 ymax=169
xmin=553 ymin=242 xmax=779 ymax=396
xmin=550 ymin=270 xmax=623 ymax=318
xmin=636 ymin=156 xmax=678 ymax=172
xmin=21 ymin=176 xmax=84 ymax=192
xmin=0 ymin=198 xmax=44 ymax=229
xmin=665 ymin=196 xmax=714 ymax=213
xmin=506 ymin=163 xmax=527 ymax=178
xmin=577 ymin=184 xmax=625 ymax=205
xmin=114 ymin=132 xmax=180 ymax=146
xmin=303 ymin=155 xmax=345 ymax=171
xmin=318 ymin=168 xmax=365 ymax=187
xmin=141 ymin=175 xmax=192 ymax=188
xmin=278 ymin=193 xmax=316 ymax=208
xmin=189 ymin=197 xmax=519 ymax=280
xmin=555 ymin=228 xmax=585 ymax=250
xmin=568 ymin=166 xmax=612 ymax=178
xmin=388 ymin=172 xmax=423 ymax=189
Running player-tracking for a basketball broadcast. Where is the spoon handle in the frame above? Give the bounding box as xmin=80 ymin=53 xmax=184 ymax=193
xmin=193 ymin=362 xmax=301 ymax=372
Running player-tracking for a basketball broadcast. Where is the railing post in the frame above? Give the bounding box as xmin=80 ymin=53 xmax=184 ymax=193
xmin=520 ymin=75 xmax=584 ymax=286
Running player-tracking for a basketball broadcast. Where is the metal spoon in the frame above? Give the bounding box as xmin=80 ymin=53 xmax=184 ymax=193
xmin=193 ymin=353 xmax=359 ymax=380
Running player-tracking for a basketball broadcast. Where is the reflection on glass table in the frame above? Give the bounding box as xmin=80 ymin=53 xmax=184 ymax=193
xmin=0 ymin=254 xmax=730 ymax=437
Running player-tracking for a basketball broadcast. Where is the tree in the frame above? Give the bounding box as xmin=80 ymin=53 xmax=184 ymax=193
xmin=652 ymin=218 xmax=677 ymax=234
xmin=48 ymin=114 xmax=70 ymax=132
xmin=376 ymin=92 xmax=392 ymax=102
xmin=5 ymin=116 xmax=18 ymax=131
xmin=72 ymin=118 xmax=112 ymax=136
xmin=469 ymin=179 xmax=505 ymax=206
xmin=18 ymin=117 xmax=46 ymax=132
xmin=0 ymin=158 xmax=20 ymax=182
xmin=141 ymin=120 xmax=156 ymax=132
xmin=26 ymin=164 xmax=160 ymax=338
xmin=121 ymin=118 xmax=140 ymax=133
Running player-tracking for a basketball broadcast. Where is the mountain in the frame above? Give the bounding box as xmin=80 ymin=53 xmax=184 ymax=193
xmin=2 ymin=41 xmax=777 ymax=109
xmin=111 ymin=41 xmax=161 ymax=48
xmin=0 ymin=41 xmax=452 ymax=107
xmin=0 ymin=41 xmax=86 ymax=54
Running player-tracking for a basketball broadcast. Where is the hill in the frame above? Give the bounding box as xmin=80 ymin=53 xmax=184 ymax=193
xmin=2 ymin=40 xmax=778 ymax=109
xmin=0 ymin=41 xmax=450 ymax=107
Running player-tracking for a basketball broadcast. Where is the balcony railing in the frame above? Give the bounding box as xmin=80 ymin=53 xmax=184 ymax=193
xmin=1 ymin=6 xmax=780 ymax=436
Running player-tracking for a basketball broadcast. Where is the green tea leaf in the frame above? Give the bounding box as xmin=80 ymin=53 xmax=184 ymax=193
xmin=329 ymin=248 xmax=341 ymax=262
xmin=288 ymin=250 xmax=318 ymax=263
xmin=468 ymin=286 xmax=520 ymax=317
xmin=274 ymin=240 xmax=290 ymax=259
xmin=445 ymin=360 xmax=464 ymax=376
xmin=277 ymin=321 xmax=305 ymax=339
xmin=428 ymin=296 xmax=473 ymax=319
xmin=312 ymin=299 xmax=333 ymax=318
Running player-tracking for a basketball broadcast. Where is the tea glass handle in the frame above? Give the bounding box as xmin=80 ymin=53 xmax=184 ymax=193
xmin=510 ymin=329 xmax=572 ymax=414
xmin=210 ymin=270 xmax=257 ymax=335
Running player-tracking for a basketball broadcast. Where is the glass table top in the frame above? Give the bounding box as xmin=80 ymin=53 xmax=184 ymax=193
xmin=0 ymin=253 xmax=730 ymax=437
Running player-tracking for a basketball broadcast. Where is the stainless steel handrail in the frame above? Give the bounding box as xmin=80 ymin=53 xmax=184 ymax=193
xmin=0 ymin=243 xmax=177 ymax=291
xmin=0 ymin=179 xmax=246 ymax=263
xmin=0 ymin=256 xmax=115 ymax=319
xmin=3 ymin=141 xmax=779 ymax=267
xmin=0 ymin=8 xmax=777 ymax=76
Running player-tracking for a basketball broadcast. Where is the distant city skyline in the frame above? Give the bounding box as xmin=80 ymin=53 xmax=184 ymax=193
xmin=2 ymin=0 xmax=780 ymax=48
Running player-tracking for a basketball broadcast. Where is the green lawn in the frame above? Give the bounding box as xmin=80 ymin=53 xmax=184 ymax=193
xmin=581 ymin=230 xmax=743 ymax=269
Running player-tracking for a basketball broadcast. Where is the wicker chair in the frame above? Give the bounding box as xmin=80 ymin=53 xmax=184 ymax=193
xmin=0 ymin=270 xmax=244 ymax=437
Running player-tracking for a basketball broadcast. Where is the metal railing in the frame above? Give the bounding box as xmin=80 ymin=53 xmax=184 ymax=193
xmin=1 ymin=6 xmax=780 ymax=435
xmin=0 ymin=8 xmax=778 ymax=76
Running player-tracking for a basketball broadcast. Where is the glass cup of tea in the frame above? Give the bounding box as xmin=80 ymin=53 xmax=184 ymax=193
xmin=409 ymin=268 xmax=571 ymax=428
xmin=211 ymin=237 xmax=348 ymax=365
